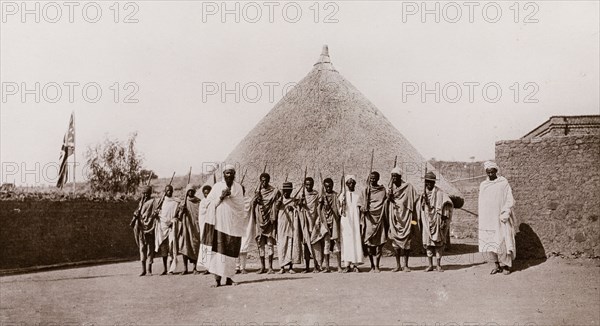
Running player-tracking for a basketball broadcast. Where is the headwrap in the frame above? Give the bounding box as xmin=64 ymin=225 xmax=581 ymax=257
xmin=424 ymin=171 xmax=437 ymax=181
xmin=390 ymin=167 xmax=402 ymax=175
xmin=223 ymin=164 xmax=235 ymax=172
xmin=282 ymin=182 xmax=293 ymax=190
xmin=185 ymin=184 xmax=195 ymax=193
xmin=345 ymin=175 xmax=356 ymax=182
xmin=483 ymin=161 xmax=499 ymax=171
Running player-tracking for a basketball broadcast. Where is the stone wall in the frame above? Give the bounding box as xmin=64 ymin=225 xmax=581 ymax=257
xmin=0 ymin=200 xmax=138 ymax=271
xmin=495 ymin=135 xmax=600 ymax=258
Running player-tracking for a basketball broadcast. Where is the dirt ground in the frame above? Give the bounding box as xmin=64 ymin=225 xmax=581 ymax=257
xmin=1 ymin=248 xmax=599 ymax=326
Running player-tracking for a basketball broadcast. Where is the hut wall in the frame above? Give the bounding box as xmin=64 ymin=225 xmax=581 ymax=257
xmin=495 ymin=134 xmax=600 ymax=258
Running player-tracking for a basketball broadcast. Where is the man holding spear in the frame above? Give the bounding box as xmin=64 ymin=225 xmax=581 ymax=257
xmin=361 ymin=150 xmax=388 ymax=273
xmin=386 ymin=165 xmax=419 ymax=272
xmin=130 ymin=184 xmax=158 ymax=276
xmin=153 ymin=173 xmax=178 ymax=275
xmin=276 ymin=181 xmax=299 ymax=273
xmin=418 ymin=170 xmax=453 ymax=272
xmin=339 ymin=174 xmax=363 ymax=273
xmin=297 ymin=174 xmax=321 ymax=273
xmin=317 ymin=176 xmax=342 ymax=273
xmin=251 ymin=171 xmax=280 ymax=274
xmin=177 ymin=168 xmax=202 ymax=274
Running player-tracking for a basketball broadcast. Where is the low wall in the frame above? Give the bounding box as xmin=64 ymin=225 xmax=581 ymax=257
xmin=496 ymin=135 xmax=600 ymax=258
xmin=0 ymin=200 xmax=139 ymax=271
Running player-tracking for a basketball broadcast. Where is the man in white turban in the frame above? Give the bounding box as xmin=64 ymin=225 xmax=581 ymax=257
xmin=478 ymin=161 xmax=517 ymax=275
xmin=198 ymin=164 xmax=245 ymax=286
xmin=386 ymin=167 xmax=419 ymax=272
xmin=339 ymin=175 xmax=363 ymax=273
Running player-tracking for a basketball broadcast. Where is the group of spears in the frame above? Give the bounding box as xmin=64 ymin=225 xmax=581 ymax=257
xmin=130 ymin=151 xmax=456 ymax=285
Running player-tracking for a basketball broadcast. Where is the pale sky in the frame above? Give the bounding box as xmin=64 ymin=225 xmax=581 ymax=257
xmin=1 ymin=1 xmax=599 ymax=185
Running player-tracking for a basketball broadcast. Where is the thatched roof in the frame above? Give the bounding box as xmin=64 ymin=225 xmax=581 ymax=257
xmin=223 ymin=45 xmax=461 ymax=196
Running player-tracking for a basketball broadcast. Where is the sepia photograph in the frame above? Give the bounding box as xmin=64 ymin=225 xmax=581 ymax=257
xmin=1 ymin=1 xmax=599 ymax=325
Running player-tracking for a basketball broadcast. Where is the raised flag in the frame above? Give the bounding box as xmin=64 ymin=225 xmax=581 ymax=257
xmin=57 ymin=113 xmax=75 ymax=188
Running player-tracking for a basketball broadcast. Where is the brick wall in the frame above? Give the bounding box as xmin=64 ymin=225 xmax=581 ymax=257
xmin=495 ymin=135 xmax=600 ymax=258
xmin=0 ymin=200 xmax=139 ymax=270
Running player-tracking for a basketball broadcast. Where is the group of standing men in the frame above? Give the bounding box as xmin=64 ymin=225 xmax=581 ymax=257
xmin=131 ymin=161 xmax=517 ymax=287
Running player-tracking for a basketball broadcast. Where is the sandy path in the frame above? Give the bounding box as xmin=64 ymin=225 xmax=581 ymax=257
xmin=1 ymin=253 xmax=598 ymax=325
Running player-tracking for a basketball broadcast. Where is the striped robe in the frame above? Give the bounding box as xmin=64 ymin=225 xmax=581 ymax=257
xmin=198 ymin=181 xmax=245 ymax=278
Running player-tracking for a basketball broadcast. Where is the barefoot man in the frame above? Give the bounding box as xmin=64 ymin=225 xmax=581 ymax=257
xmin=339 ymin=175 xmax=363 ymax=273
xmin=130 ymin=185 xmax=158 ymax=276
xmin=251 ymin=173 xmax=281 ymax=274
xmin=361 ymin=171 xmax=387 ymax=273
xmin=386 ymin=167 xmax=419 ymax=272
xmin=276 ymin=182 xmax=300 ymax=274
xmin=478 ymin=161 xmax=517 ymax=275
xmin=198 ymin=164 xmax=245 ymax=287
xmin=418 ymin=171 xmax=453 ymax=272
xmin=318 ymin=178 xmax=342 ymax=273
xmin=177 ymin=184 xmax=201 ymax=275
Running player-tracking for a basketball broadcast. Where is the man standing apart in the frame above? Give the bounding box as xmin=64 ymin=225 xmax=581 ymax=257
xmin=252 ymin=173 xmax=280 ymax=274
xmin=361 ymin=171 xmax=387 ymax=273
xmin=478 ymin=161 xmax=517 ymax=275
xmin=418 ymin=171 xmax=453 ymax=272
xmin=199 ymin=164 xmax=245 ymax=287
xmin=339 ymin=175 xmax=363 ymax=273
xmin=130 ymin=185 xmax=158 ymax=276
xmin=386 ymin=167 xmax=419 ymax=272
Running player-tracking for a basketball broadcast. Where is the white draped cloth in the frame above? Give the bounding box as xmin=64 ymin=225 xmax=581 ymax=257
xmin=154 ymin=196 xmax=179 ymax=252
xmin=198 ymin=181 xmax=245 ymax=278
xmin=478 ymin=176 xmax=517 ymax=266
xmin=339 ymin=190 xmax=363 ymax=264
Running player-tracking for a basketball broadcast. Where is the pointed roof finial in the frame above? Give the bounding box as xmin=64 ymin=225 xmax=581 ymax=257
xmin=315 ymin=44 xmax=334 ymax=70
xmin=321 ymin=45 xmax=329 ymax=57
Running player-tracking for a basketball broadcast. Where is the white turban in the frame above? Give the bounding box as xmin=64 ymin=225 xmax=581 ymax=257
xmin=483 ymin=161 xmax=499 ymax=171
xmin=345 ymin=174 xmax=356 ymax=182
xmin=391 ymin=167 xmax=402 ymax=175
xmin=223 ymin=164 xmax=235 ymax=172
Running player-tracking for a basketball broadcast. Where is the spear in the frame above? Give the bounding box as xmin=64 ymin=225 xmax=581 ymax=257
xmin=292 ymin=166 xmax=307 ymax=200
xmin=187 ymin=166 xmax=192 ymax=184
xmin=340 ymin=164 xmax=346 ymax=216
xmin=366 ymin=149 xmax=374 ymax=211
xmin=154 ymin=171 xmax=176 ymax=216
xmin=240 ymin=167 xmax=248 ymax=186
xmin=388 ymin=155 xmax=397 ymax=189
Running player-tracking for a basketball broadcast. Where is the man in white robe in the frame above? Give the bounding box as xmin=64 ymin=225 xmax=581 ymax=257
xmin=198 ymin=185 xmax=212 ymax=274
xmin=478 ymin=161 xmax=517 ymax=275
xmin=338 ymin=175 xmax=363 ymax=273
xmin=154 ymin=185 xmax=180 ymax=275
xmin=198 ymin=164 xmax=245 ymax=287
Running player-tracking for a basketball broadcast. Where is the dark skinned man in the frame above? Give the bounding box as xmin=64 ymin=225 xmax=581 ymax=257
xmin=418 ymin=171 xmax=453 ymax=272
xmin=361 ymin=171 xmax=388 ymax=273
xmin=386 ymin=167 xmax=419 ymax=272
xmin=251 ymin=173 xmax=281 ymax=274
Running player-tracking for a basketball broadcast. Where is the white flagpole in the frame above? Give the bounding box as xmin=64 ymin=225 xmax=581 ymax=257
xmin=72 ymin=112 xmax=76 ymax=195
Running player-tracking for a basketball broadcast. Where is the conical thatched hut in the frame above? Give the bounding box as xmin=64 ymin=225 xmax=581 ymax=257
xmin=224 ymin=45 xmax=460 ymax=196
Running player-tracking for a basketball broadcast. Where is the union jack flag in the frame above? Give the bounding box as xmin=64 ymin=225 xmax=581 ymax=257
xmin=57 ymin=112 xmax=75 ymax=188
